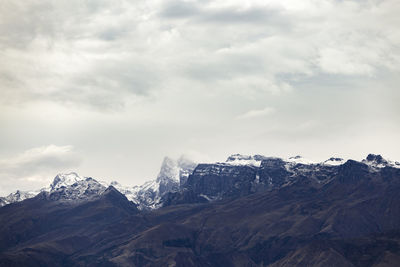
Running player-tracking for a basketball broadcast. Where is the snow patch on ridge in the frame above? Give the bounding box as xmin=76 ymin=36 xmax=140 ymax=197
xmin=286 ymin=155 xmax=317 ymax=165
xmin=323 ymin=157 xmax=345 ymax=166
xmin=225 ymin=154 xmax=264 ymax=167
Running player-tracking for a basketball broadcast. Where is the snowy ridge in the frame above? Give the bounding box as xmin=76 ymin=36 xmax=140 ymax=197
xmin=0 ymin=173 xmax=87 ymax=206
xmin=286 ymin=155 xmax=317 ymax=165
xmin=221 ymin=153 xmax=400 ymax=175
xmin=0 ymin=190 xmax=40 ymax=206
xmin=109 ymin=181 xmax=140 ymax=203
xmin=225 ymin=154 xmax=264 ymax=167
xmin=225 ymin=154 xmax=319 ymax=167
xmin=0 ymin=172 xmax=107 ymax=206
xmin=225 ymin=154 xmax=336 ymax=169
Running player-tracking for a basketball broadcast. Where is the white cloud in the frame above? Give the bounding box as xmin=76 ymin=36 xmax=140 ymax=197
xmin=317 ymin=48 xmax=374 ymax=75
xmin=237 ymin=107 xmax=276 ymax=119
xmin=0 ymin=145 xmax=81 ymax=195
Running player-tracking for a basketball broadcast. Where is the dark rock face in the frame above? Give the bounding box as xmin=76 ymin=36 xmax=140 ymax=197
xmin=164 ymin=163 xmax=258 ymax=205
xmin=161 ymin=189 xmax=209 ymax=206
xmin=164 ymin=156 xmax=345 ymax=206
xmin=258 ymin=157 xmax=291 ymax=187
xmin=187 ymin=164 xmax=258 ymax=198
xmin=337 ymin=160 xmax=370 ymax=184
xmin=366 ymin=153 xmax=386 ymax=164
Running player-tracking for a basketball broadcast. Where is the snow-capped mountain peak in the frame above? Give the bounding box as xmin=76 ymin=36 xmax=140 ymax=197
xmin=50 ymin=172 xmax=84 ymax=191
xmin=47 ymin=177 xmax=107 ymax=202
xmin=0 ymin=173 xmax=97 ymax=206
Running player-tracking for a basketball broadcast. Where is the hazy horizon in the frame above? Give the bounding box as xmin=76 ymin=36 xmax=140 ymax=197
xmin=1 ymin=0 xmax=399 ymax=195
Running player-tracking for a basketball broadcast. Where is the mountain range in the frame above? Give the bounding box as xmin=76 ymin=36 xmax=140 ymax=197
xmin=0 ymin=156 xmax=197 ymax=210
xmin=0 ymin=153 xmax=400 ymax=266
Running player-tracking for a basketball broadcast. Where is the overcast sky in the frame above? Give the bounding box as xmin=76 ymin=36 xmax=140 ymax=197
xmin=0 ymin=0 xmax=399 ymax=195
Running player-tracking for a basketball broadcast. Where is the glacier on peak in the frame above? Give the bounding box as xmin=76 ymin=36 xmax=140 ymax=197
xmin=49 ymin=172 xmax=84 ymax=191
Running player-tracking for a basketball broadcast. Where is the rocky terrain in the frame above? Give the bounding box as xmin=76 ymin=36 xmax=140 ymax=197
xmin=0 ymin=153 xmax=399 ymax=266
xmin=0 ymin=156 xmax=196 ymax=210
xmin=162 ymin=154 xmax=400 ymax=206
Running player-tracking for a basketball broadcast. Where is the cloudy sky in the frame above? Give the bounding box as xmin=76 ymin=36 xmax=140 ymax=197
xmin=0 ymin=0 xmax=399 ymax=195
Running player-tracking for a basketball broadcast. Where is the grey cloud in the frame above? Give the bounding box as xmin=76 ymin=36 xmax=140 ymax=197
xmin=160 ymin=1 xmax=288 ymax=25
xmin=0 ymin=145 xmax=81 ymax=176
xmin=2 ymin=0 xmax=399 ymax=110
xmin=199 ymin=7 xmax=287 ymax=25
xmin=0 ymin=0 xmax=166 ymax=110
xmin=97 ymin=28 xmax=127 ymax=41
xmin=160 ymin=1 xmax=200 ymax=18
